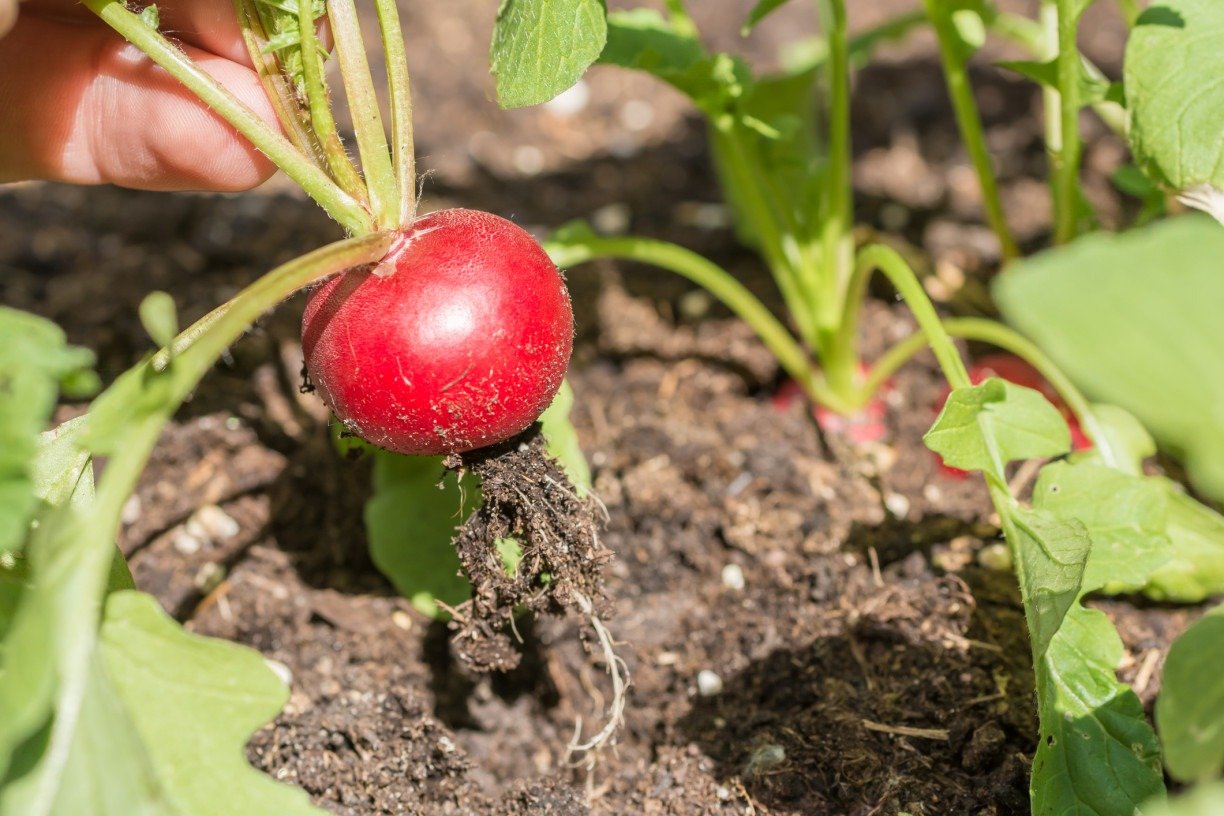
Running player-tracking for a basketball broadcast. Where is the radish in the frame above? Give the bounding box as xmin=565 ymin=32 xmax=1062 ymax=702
xmin=301 ymin=209 xmax=574 ymax=455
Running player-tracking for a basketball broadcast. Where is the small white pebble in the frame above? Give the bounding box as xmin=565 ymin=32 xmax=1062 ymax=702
xmin=187 ymin=504 xmax=240 ymax=543
xmin=264 ymin=658 xmax=293 ymax=688
xmin=697 ymin=669 xmax=724 ymax=697
xmin=884 ymin=492 xmax=911 ymax=517
xmin=591 ymin=202 xmax=631 ymax=235
xmin=121 ymin=495 xmax=142 ymax=525
xmin=172 ymin=531 xmax=203 ymax=555
xmin=437 ymin=735 xmax=457 ymax=754
xmin=715 ymin=786 xmax=731 ymax=801
xmin=512 ymin=145 xmax=545 ymax=176
xmin=391 ymin=610 xmax=414 ymax=631
xmin=721 ymin=563 xmax=746 ymax=591
xmin=194 ymin=562 xmax=226 ymax=593
xmin=619 ymin=98 xmax=655 ymax=131
xmin=978 ymin=542 xmax=1013 ymax=571
xmin=543 ymin=80 xmax=590 ymax=117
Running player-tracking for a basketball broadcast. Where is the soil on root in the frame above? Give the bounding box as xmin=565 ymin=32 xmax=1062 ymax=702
xmin=445 ymin=427 xmax=611 ymax=674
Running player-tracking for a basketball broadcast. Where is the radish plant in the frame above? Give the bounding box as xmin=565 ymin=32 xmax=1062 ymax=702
xmin=494 ymin=0 xmax=1224 ymax=813
xmin=0 ymin=0 xmax=618 ymax=810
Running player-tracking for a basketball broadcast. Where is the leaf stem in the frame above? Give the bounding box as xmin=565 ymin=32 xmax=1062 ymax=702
xmin=859 ymin=317 xmax=1119 ymax=468
xmin=921 ymin=0 xmax=1020 ymax=260
xmin=327 ymin=0 xmax=400 ymax=230
xmin=232 ymin=0 xmax=320 ymax=164
xmin=545 ymin=232 xmax=851 ymax=413
xmin=1052 ymin=0 xmax=1084 ymax=244
xmin=854 ymin=245 xmax=970 ymax=389
xmin=297 ymin=0 xmax=369 ymax=203
xmin=373 ymin=0 xmax=418 ymax=224
xmin=84 ymin=0 xmax=372 ymax=235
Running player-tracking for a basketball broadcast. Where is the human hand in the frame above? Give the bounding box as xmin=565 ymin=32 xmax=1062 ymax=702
xmin=0 ymin=0 xmax=279 ymax=191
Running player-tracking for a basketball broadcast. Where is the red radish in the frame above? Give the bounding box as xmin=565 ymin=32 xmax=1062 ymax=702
xmin=302 ymin=208 xmax=573 ymax=455
xmin=935 ymin=354 xmax=1090 ymax=478
xmin=771 ymin=364 xmax=892 ymax=444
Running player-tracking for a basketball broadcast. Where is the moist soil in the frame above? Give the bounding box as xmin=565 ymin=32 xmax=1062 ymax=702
xmin=0 ymin=1 xmax=1199 ymax=814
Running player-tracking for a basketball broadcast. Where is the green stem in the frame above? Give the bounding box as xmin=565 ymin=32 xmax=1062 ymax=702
xmin=546 ymin=233 xmax=851 ymax=413
xmin=859 ymin=317 xmax=1120 ymax=468
xmin=297 ymin=0 xmax=368 ymax=203
xmin=1117 ymin=0 xmax=1141 ymax=27
xmin=374 ymin=0 xmax=418 ymax=225
xmin=855 ymin=245 xmax=970 ymax=389
xmin=232 ymin=0 xmax=321 ymax=165
xmin=84 ymin=0 xmax=372 ymax=235
xmin=816 ymin=0 xmax=855 ymax=389
xmin=1053 ymin=1 xmax=1084 ymax=244
xmin=709 ymin=121 xmax=819 ymax=344
xmin=921 ymin=0 xmax=1020 ymax=260
xmin=327 ymin=0 xmax=400 ymax=230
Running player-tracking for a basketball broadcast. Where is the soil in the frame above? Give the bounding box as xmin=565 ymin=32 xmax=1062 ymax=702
xmin=0 ymin=1 xmax=1201 ymax=815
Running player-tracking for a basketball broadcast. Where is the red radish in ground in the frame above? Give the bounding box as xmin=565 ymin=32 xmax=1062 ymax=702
xmin=771 ymin=364 xmax=892 ymax=444
xmin=935 ymin=354 xmax=1090 ymax=478
xmin=302 ymin=208 xmax=573 ymax=455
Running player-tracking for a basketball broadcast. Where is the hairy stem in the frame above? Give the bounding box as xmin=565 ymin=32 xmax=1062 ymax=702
xmin=328 ymin=0 xmax=400 ymax=230
xmin=297 ymin=0 xmax=368 ymax=202
xmin=373 ymin=0 xmax=418 ymax=224
xmin=1053 ymin=0 xmax=1084 ymax=244
xmin=84 ymin=0 xmax=372 ymax=235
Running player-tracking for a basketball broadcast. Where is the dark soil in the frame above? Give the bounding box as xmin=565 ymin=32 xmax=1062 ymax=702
xmin=0 ymin=1 xmax=1196 ymax=815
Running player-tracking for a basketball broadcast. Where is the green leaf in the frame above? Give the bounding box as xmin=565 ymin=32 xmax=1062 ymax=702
xmin=98 ymin=591 xmax=325 ymax=815
xmin=1144 ymin=783 xmax=1224 ymax=816
xmin=923 ymin=378 xmax=1071 ymax=476
xmin=490 ymin=0 xmax=608 ymax=108
xmin=1015 ymin=459 xmax=1169 ymax=813
xmin=1030 ymin=604 xmax=1164 ymax=813
xmin=0 ymin=309 xmax=97 ymax=554
xmin=995 ymin=216 xmax=1224 ymax=503
xmin=1146 ymin=484 xmax=1224 ymax=602
xmin=1125 ymin=0 xmax=1224 ymax=220
xmin=1009 ymin=506 xmax=1090 ymax=659
xmin=997 ymin=56 xmax=1116 ymax=105
xmin=138 ymin=292 xmax=178 ymax=350
xmin=252 ymin=0 xmax=328 ymax=95
xmin=1156 ymin=604 xmax=1224 ymax=782
xmin=539 ymin=381 xmax=591 ymax=490
xmin=365 ymin=453 xmax=478 ymax=618
xmin=1032 ymin=461 xmax=1170 ymax=594
xmin=742 ymin=0 xmax=792 ymax=35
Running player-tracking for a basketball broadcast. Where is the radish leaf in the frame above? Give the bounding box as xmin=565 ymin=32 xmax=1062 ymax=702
xmin=1156 ymin=604 xmax=1224 ymax=782
xmin=923 ymin=378 xmax=1071 ymax=474
xmin=491 ymin=0 xmax=608 ymax=108
xmin=1125 ymin=0 xmax=1224 ymax=222
xmin=995 ymin=216 xmax=1224 ymax=503
xmin=1144 ymin=783 xmax=1224 ymax=816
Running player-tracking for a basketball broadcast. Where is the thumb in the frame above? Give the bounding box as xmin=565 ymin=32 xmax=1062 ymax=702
xmin=0 ymin=0 xmax=18 ymax=40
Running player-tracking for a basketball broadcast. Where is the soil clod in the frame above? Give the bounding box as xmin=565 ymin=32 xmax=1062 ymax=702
xmin=445 ymin=425 xmax=612 ymax=675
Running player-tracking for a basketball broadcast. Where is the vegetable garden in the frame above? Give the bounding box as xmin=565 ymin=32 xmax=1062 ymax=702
xmin=3 ymin=0 xmax=1224 ymax=814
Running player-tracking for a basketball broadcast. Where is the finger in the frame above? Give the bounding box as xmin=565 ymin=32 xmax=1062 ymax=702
xmin=0 ymin=15 xmax=279 ymax=191
xmin=0 ymin=0 xmax=17 ymax=40
xmin=23 ymin=0 xmax=250 ymax=64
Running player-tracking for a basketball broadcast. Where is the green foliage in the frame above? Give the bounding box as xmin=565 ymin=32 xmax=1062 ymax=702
xmin=99 ymin=591 xmax=325 ymax=815
xmin=1156 ymin=604 xmax=1224 ymax=782
xmin=995 ymin=216 xmax=1224 ymax=503
xmin=1126 ymin=0 xmax=1224 ymax=219
xmin=1144 ymin=783 xmax=1224 ymax=816
xmin=253 ymin=0 xmax=329 ymax=96
xmin=490 ymin=0 xmax=608 ymax=108
xmin=0 ymin=309 xmax=97 ymax=554
xmin=366 ymin=452 xmax=477 ymax=618
xmin=365 ymin=382 xmax=590 ymax=618
xmin=923 ymin=378 xmax=1071 ymax=474
xmin=922 ymin=380 xmax=1166 ymax=814
xmin=742 ymin=0 xmax=793 ymax=35
xmin=138 ymin=292 xmax=179 ymax=350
